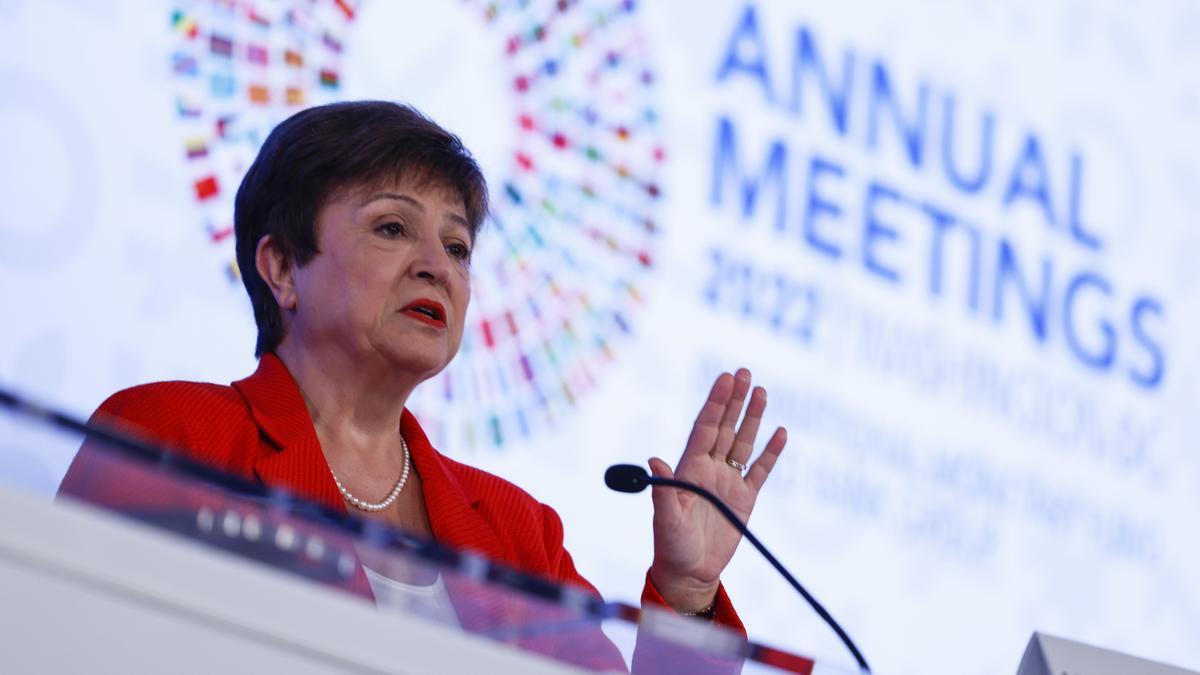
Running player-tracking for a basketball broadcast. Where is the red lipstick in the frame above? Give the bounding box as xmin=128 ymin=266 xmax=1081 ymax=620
xmin=400 ymin=299 xmax=447 ymax=328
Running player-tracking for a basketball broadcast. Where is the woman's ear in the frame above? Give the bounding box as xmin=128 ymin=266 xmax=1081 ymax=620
xmin=255 ymin=234 xmax=298 ymax=311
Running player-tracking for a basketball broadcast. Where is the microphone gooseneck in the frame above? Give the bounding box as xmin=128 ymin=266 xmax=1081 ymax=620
xmin=605 ymin=463 xmax=871 ymax=673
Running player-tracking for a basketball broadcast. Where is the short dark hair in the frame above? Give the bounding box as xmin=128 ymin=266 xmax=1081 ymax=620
xmin=234 ymin=100 xmax=489 ymax=357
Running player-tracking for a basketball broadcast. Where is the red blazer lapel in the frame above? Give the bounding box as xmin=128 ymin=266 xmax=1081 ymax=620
xmin=401 ymin=409 xmax=508 ymax=564
xmin=400 ymin=412 xmax=519 ymax=634
xmin=231 ymin=354 xmax=346 ymax=513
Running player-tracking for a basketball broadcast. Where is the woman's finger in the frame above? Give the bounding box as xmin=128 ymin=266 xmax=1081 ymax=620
xmin=681 ymin=372 xmax=734 ymax=460
xmin=712 ymin=368 xmax=752 ymax=460
xmin=647 ymin=456 xmax=679 ymax=515
xmin=745 ymin=427 xmax=786 ymax=492
xmin=728 ymin=386 xmax=766 ymax=465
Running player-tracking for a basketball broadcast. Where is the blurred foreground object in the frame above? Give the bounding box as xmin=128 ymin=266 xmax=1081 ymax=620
xmin=0 ymin=387 xmax=842 ymax=674
xmin=1018 ymin=632 xmax=1199 ymax=675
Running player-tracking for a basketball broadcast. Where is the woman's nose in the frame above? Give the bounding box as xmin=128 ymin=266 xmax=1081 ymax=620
xmin=411 ymin=238 xmax=452 ymax=283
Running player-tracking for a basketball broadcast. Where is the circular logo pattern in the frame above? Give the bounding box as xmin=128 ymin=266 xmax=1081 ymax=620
xmin=169 ymin=0 xmax=356 ymax=279
xmin=169 ymin=0 xmax=663 ymax=452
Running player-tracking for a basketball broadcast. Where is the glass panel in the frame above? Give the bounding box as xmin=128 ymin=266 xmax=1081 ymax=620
xmin=0 ymin=395 xmax=862 ymax=675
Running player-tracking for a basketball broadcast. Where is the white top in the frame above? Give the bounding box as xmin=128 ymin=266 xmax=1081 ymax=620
xmin=362 ymin=564 xmax=462 ymax=629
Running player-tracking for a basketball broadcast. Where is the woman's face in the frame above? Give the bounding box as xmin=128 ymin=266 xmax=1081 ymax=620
xmin=288 ymin=174 xmax=473 ymax=382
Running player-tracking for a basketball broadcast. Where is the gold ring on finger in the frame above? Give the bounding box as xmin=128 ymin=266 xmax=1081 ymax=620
xmin=726 ymin=457 xmax=747 ymax=472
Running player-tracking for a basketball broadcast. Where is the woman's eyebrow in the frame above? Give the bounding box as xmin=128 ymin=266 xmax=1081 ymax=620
xmin=360 ymin=192 xmax=470 ymax=229
xmin=359 ymin=192 xmax=422 ymax=210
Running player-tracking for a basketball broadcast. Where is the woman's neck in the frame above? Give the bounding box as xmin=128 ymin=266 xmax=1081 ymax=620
xmin=273 ymin=340 xmax=415 ymax=457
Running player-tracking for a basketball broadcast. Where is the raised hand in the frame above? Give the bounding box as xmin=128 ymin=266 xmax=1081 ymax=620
xmin=647 ymin=368 xmax=787 ymax=612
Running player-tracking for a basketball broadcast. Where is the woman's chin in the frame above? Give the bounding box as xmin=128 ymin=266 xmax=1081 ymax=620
xmin=376 ymin=344 xmax=455 ymax=381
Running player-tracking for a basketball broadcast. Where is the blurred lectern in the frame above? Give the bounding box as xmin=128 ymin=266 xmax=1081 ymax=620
xmin=0 ymin=485 xmax=578 ymax=674
xmin=1018 ymin=633 xmax=1198 ymax=675
xmin=0 ymin=428 xmax=846 ymax=675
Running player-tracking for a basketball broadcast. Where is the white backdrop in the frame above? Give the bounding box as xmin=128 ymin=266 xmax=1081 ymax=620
xmin=2 ymin=2 xmax=1198 ymax=674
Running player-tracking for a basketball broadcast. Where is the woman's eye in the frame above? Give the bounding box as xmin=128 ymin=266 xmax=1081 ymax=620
xmin=447 ymin=243 xmax=471 ymax=261
xmin=377 ymin=222 xmax=405 ymax=237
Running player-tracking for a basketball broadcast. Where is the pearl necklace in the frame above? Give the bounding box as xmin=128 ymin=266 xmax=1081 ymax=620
xmin=332 ymin=436 xmax=411 ymax=512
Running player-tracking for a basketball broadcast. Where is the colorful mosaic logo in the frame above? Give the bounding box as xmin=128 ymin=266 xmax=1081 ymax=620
xmin=169 ymin=0 xmax=663 ymax=452
xmin=170 ymin=0 xmax=355 ymax=271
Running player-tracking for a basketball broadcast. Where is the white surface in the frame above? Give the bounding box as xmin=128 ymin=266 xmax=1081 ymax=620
xmin=0 ymin=486 xmax=587 ymax=675
xmin=1017 ymin=632 xmax=1199 ymax=675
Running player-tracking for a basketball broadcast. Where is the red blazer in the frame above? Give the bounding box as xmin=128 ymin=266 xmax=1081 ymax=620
xmin=58 ymin=354 xmax=744 ymax=634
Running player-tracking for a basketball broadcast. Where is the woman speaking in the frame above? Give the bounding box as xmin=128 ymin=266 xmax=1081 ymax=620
xmin=59 ymin=100 xmax=788 ymax=664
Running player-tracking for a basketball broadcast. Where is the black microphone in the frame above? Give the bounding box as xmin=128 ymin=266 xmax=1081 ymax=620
xmin=605 ymin=463 xmax=871 ymax=673
xmin=604 ymin=463 xmax=651 ymax=493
